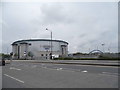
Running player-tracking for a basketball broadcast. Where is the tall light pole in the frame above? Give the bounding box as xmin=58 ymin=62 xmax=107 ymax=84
xmin=46 ymin=28 xmax=52 ymax=60
xmin=101 ymin=43 xmax=105 ymax=53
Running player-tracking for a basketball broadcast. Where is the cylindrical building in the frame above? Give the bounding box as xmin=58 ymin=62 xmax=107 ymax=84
xmin=11 ymin=39 xmax=68 ymax=60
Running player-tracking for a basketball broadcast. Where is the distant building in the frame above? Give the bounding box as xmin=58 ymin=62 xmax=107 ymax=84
xmin=68 ymin=53 xmax=99 ymax=59
xmin=101 ymin=53 xmax=118 ymax=58
xmin=68 ymin=52 xmax=119 ymax=59
xmin=12 ymin=39 xmax=68 ymax=60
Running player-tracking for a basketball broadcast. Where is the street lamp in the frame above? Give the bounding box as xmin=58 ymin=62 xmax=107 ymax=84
xmin=46 ymin=28 xmax=52 ymax=60
xmin=101 ymin=43 xmax=105 ymax=53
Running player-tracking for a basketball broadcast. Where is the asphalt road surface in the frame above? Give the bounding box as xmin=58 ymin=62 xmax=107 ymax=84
xmin=2 ymin=60 xmax=119 ymax=88
xmin=0 ymin=66 xmax=2 ymax=90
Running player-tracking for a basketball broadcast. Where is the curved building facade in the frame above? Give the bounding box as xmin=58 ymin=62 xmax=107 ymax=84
xmin=12 ymin=39 xmax=68 ymax=60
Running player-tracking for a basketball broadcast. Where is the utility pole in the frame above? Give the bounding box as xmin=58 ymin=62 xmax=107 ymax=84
xmin=46 ymin=28 xmax=52 ymax=60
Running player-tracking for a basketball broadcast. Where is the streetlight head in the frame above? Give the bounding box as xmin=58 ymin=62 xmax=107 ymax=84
xmin=102 ymin=44 xmax=105 ymax=46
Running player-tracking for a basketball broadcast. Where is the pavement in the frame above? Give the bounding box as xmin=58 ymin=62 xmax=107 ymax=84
xmin=12 ymin=59 xmax=120 ymax=67
xmin=2 ymin=60 xmax=119 ymax=88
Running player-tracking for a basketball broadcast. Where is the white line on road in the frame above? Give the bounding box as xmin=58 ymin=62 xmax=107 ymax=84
xmin=82 ymin=70 xmax=88 ymax=73
xmin=4 ymin=74 xmax=24 ymax=83
xmin=43 ymin=66 xmax=47 ymax=68
xmin=57 ymin=68 xmax=63 ymax=70
xmin=102 ymin=72 xmax=119 ymax=75
xmin=10 ymin=67 xmax=21 ymax=71
xmin=98 ymin=73 xmax=118 ymax=77
xmin=31 ymin=65 xmax=37 ymax=68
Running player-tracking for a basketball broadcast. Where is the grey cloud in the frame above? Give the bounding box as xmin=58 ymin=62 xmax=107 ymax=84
xmin=79 ymin=34 xmax=87 ymax=38
xmin=38 ymin=3 xmax=76 ymax=25
xmin=1 ymin=2 xmax=118 ymax=53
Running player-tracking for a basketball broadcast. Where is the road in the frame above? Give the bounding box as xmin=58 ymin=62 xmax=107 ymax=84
xmin=0 ymin=66 xmax=2 ymax=90
xmin=2 ymin=60 xmax=119 ymax=88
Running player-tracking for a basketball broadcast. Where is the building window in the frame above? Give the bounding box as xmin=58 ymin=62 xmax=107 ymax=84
xmin=41 ymin=54 xmax=44 ymax=56
xmin=46 ymin=54 xmax=47 ymax=56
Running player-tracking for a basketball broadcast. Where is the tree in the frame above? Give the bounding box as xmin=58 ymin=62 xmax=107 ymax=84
xmin=28 ymin=52 xmax=34 ymax=59
xmin=1 ymin=53 xmax=11 ymax=60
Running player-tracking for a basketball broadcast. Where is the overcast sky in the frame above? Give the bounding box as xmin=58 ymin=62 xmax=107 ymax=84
xmin=0 ymin=1 xmax=118 ymax=54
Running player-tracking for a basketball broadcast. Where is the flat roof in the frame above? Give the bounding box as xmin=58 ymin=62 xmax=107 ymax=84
xmin=12 ymin=39 xmax=68 ymax=45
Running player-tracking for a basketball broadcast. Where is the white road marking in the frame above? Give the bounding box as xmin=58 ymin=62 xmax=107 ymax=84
xmin=98 ymin=73 xmax=118 ymax=77
xmin=4 ymin=74 xmax=24 ymax=83
xmin=82 ymin=70 xmax=88 ymax=73
xmin=59 ymin=68 xmax=63 ymax=70
xmin=31 ymin=65 xmax=37 ymax=68
xmin=43 ymin=66 xmax=47 ymax=68
xmin=41 ymin=66 xmax=76 ymax=72
xmin=10 ymin=67 xmax=21 ymax=71
xmin=102 ymin=72 xmax=118 ymax=75
xmin=57 ymin=68 xmax=63 ymax=70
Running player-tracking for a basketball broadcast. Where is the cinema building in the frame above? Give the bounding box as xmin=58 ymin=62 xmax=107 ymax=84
xmin=11 ymin=39 xmax=68 ymax=60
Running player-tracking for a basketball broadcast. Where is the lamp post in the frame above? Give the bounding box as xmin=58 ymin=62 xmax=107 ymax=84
xmin=101 ymin=43 xmax=105 ymax=53
xmin=46 ymin=28 xmax=52 ymax=60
